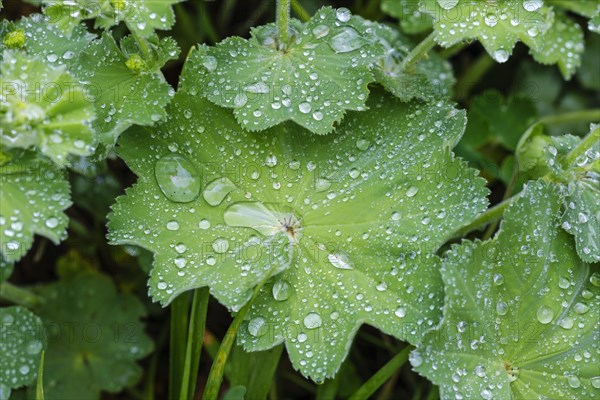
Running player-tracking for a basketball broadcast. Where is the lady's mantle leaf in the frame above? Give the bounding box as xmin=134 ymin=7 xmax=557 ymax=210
xmin=420 ymin=0 xmax=585 ymax=78
xmin=0 ymin=50 xmax=96 ymax=165
xmin=35 ymin=273 xmax=153 ymax=400
xmin=42 ymin=0 xmax=183 ymax=38
xmin=0 ymin=306 xmax=46 ymax=400
xmin=108 ymin=76 xmax=488 ymax=379
xmin=413 ymin=181 xmax=600 ymax=399
xmin=187 ymin=7 xmax=385 ymax=134
xmin=381 ymin=0 xmax=433 ymax=34
xmin=75 ymin=33 xmax=176 ymax=147
xmin=0 ymin=153 xmax=71 ymax=263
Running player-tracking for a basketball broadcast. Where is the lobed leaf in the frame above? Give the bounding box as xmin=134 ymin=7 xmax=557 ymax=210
xmin=0 ymin=306 xmax=46 ymax=400
xmin=34 ymin=273 xmax=153 ymax=400
xmin=108 ymin=73 xmax=489 ymax=380
xmin=0 ymin=50 xmax=96 ymax=165
xmin=186 ymin=7 xmax=385 ymax=134
xmin=0 ymin=152 xmax=71 ymax=263
xmin=413 ymin=181 xmax=600 ymax=399
xmin=381 ymin=0 xmax=433 ymax=34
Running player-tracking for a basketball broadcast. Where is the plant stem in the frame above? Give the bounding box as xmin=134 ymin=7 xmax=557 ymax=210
xmin=291 ymin=0 xmax=310 ymax=22
xmin=169 ymin=294 xmax=190 ymax=400
xmin=563 ymin=124 xmax=600 ymax=168
xmin=278 ymin=0 xmax=291 ymax=46
xmin=36 ymin=351 xmax=45 ymax=400
xmin=455 ymin=52 xmax=494 ymax=101
xmin=0 ymin=282 xmax=39 ymax=308
xmin=538 ymin=109 xmax=600 ymax=126
xmin=439 ymin=42 xmax=469 ymax=59
xmin=202 ymin=275 xmax=273 ymax=400
xmin=449 ymin=197 xmax=516 ymax=240
xmin=400 ymin=32 xmax=437 ymax=72
xmin=179 ymin=288 xmax=210 ymax=400
xmin=127 ymin=24 xmax=151 ymax=59
xmin=349 ymin=346 xmax=413 ymax=400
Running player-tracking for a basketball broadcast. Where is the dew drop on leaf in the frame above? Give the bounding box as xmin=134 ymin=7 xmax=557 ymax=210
xmin=248 ymin=317 xmax=267 ymax=337
xmin=155 ymin=153 xmax=201 ymax=203
xmin=536 ymin=305 xmax=554 ymax=324
xmin=203 ymin=178 xmax=237 ymax=206
xmin=328 ymin=252 xmax=353 ymax=270
xmin=303 ymin=312 xmax=322 ymax=329
xmin=272 ymin=279 xmax=292 ymax=301
xmin=328 ymin=27 xmax=364 ymax=53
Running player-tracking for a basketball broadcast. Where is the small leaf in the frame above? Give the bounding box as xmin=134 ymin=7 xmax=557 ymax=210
xmin=35 ymin=273 xmax=153 ymax=400
xmin=0 ymin=50 xmax=96 ymax=165
xmin=0 ymin=152 xmax=71 ymax=263
xmin=183 ymin=7 xmax=385 ymax=134
xmin=75 ymin=33 xmax=176 ymax=148
xmin=413 ymin=181 xmax=600 ymax=399
xmin=108 ymin=77 xmax=489 ymax=380
xmin=41 ymin=0 xmax=184 ymax=38
xmin=0 ymin=306 xmax=47 ymax=399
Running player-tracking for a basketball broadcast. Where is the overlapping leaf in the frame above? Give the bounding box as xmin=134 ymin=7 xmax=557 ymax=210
xmin=420 ymin=0 xmax=586 ymax=78
xmin=381 ymin=0 xmax=432 ymax=34
xmin=188 ymin=7 xmax=385 ymax=134
xmin=0 ymin=306 xmax=46 ymax=400
xmin=412 ymin=181 xmax=600 ymax=399
xmin=0 ymin=50 xmax=96 ymax=165
xmin=75 ymin=33 xmax=177 ymax=147
xmin=42 ymin=0 xmax=183 ymax=38
xmin=0 ymin=152 xmax=71 ymax=263
xmin=34 ymin=273 xmax=153 ymax=400
xmin=108 ymin=69 xmax=488 ymax=380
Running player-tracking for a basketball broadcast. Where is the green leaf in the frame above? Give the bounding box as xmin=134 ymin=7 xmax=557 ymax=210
xmin=0 ymin=153 xmax=71 ymax=263
xmin=380 ymin=0 xmax=433 ymax=34
xmin=528 ymin=12 xmax=584 ymax=79
xmin=0 ymin=258 xmax=13 ymax=283
xmin=75 ymin=33 xmax=176 ymax=147
xmin=421 ymin=0 xmax=555 ymax=62
xmin=413 ymin=181 xmax=600 ymax=399
xmin=548 ymin=0 xmax=600 ymax=18
xmin=35 ymin=272 xmax=153 ymax=400
xmin=42 ymin=0 xmax=183 ymax=38
xmin=421 ymin=0 xmax=586 ymax=78
xmin=222 ymin=385 xmax=247 ymax=400
xmin=225 ymin=344 xmax=283 ymax=400
xmin=108 ymin=77 xmax=489 ymax=380
xmin=0 ymin=50 xmax=96 ymax=165
xmin=15 ymin=14 xmax=96 ymax=67
xmin=578 ymin=33 xmax=600 ymax=90
xmin=0 ymin=306 xmax=46 ymax=399
xmin=590 ymin=12 xmax=600 ymax=33
xmin=185 ymin=7 xmax=385 ymax=134
xmin=372 ymin=23 xmax=455 ymax=102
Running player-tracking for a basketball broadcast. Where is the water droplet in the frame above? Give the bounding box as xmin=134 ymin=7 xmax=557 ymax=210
xmin=437 ymin=0 xmax=459 ymax=10
xmin=19 ymin=365 xmax=30 ymax=375
xmin=45 ymin=217 xmax=58 ymax=228
xmin=206 ymin=256 xmax=216 ymax=266
xmin=198 ymin=219 xmax=211 ymax=230
xmin=166 ymin=221 xmax=180 ymax=231
xmin=591 ymin=272 xmax=600 ymax=287
xmin=203 ymin=177 xmax=237 ymax=206
xmin=496 ymin=301 xmax=508 ymax=315
xmin=266 ymin=154 xmax=278 ymax=167
xmin=349 ymin=168 xmax=360 ymax=179
xmin=574 ymin=302 xmax=589 ymax=314
xmin=394 ymin=307 xmax=406 ymax=318
xmin=492 ymin=49 xmax=509 ymax=63
xmin=523 ymin=0 xmax=543 ymax=12
xmin=224 ymin=202 xmax=283 ymax=236
xmin=175 ymin=243 xmax=187 ymax=254
xmin=26 ymin=340 xmax=43 ymax=355
xmin=298 ymin=102 xmax=311 ymax=114
xmin=356 ymin=139 xmax=370 ymax=151
xmin=558 ymin=317 xmax=574 ymax=329
xmin=272 ymin=279 xmax=291 ymax=301
xmin=312 ymin=111 xmax=323 ymax=121
xmin=157 ymin=282 xmax=167 ymax=290
xmin=391 ymin=211 xmax=401 ymax=221
xmin=493 ymin=273 xmax=504 ymax=285
xmin=202 ymin=55 xmax=217 ymax=71
xmin=303 ymin=312 xmax=322 ymax=329
xmin=155 ymin=153 xmax=201 ymax=203
xmin=558 ymin=277 xmax=570 ymax=289
xmin=335 ymin=7 xmax=351 ymax=22
xmin=248 ymin=317 xmax=267 ymax=337
xmin=406 ymin=186 xmax=419 ymax=197
xmin=536 ymin=306 xmax=554 ymax=324
xmin=312 ymin=24 xmax=330 ymax=39
xmin=591 ymin=376 xmax=600 ymax=389
xmin=328 ymin=252 xmax=353 ymax=270
xmin=567 ymin=375 xmax=581 ymax=388
xmin=376 ymin=282 xmax=388 ymax=291
xmin=46 ymin=53 xmax=58 ymax=62
xmin=409 ymin=350 xmax=422 ymax=367
xmin=480 ymin=389 xmax=493 ymax=400
xmin=174 ymin=257 xmax=187 ymax=268
xmin=234 ymin=93 xmax=248 ymax=107
xmin=315 ymin=178 xmax=332 ymax=193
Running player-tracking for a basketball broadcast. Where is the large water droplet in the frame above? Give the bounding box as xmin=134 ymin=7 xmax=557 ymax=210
xmin=496 ymin=301 xmax=508 ymax=315
xmin=492 ymin=49 xmax=509 ymax=63
xmin=437 ymin=0 xmax=459 ymax=10
xmin=312 ymin=24 xmax=330 ymax=39
xmin=328 ymin=252 xmax=353 ymax=270
xmin=203 ymin=177 xmax=237 ymax=206
xmin=155 ymin=153 xmax=201 ymax=203
xmin=536 ymin=306 xmax=554 ymax=324
xmin=335 ymin=7 xmax=351 ymax=22
xmin=394 ymin=307 xmax=406 ymax=318
xmin=212 ymin=238 xmax=229 ymax=253
xmin=409 ymin=350 xmax=423 ymax=367
xmin=303 ymin=312 xmax=322 ymax=329
xmin=248 ymin=317 xmax=267 ymax=337
xmin=272 ymin=279 xmax=292 ymax=301
xmin=224 ymin=202 xmax=282 ymax=236
xmin=406 ymin=186 xmax=419 ymax=197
